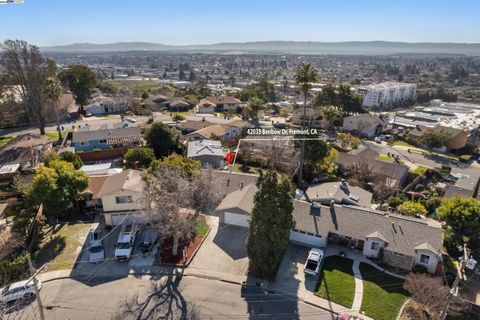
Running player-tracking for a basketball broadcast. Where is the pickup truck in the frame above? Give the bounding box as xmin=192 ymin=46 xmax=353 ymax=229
xmin=304 ymin=248 xmax=324 ymax=277
xmin=115 ymin=219 xmax=138 ymax=261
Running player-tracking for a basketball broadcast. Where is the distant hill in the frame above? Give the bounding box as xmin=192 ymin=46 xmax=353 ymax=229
xmin=40 ymin=41 xmax=480 ymax=55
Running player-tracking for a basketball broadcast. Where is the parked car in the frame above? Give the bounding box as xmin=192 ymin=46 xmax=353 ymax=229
xmin=115 ymin=219 xmax=138 ymax=261
xmin=304 ymin=248 xmax=324 ymax=277
xmin=0 ymin=279 xmax=41 ymax=304
xmin=374 ymin=137 xmax=382 ymax=143
xmin=138 ymin=227 xmax=159 ymax=255
xmin=125 ymin=118 xmax=137 ymax=123
xmin=85 ymin=111 xmax=93 ymax=117
xmin=335 ymin=313 xmax=364 ymax=320
xmin=88 ymin=223 xmax=105 ymax=263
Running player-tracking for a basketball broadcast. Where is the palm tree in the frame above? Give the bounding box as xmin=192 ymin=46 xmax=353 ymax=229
xmin=294 ymin=63 xmax=318 ymax=186
xmin=321 ymin=105 xmax=343 ymax=130
xmin=44 ymin=76 xmax=63 ymax=141
xmin=244 ymin=97 xmax=265 ymax=126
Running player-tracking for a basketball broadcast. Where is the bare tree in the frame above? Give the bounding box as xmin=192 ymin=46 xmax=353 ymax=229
xmin=114 ymin=86 xmax=133 ymax=121
xmin=191 ymin=167 xmax=222 ymax=214
xmin=403 ymin=273 xmax=466 ymax=319
xmin=1 ymin=40 xmax=51 ymax=135
xmin=144 ymin=168 xmax=195 ymax=256
xmin=372 ymin=174 xmax=396 ymax=204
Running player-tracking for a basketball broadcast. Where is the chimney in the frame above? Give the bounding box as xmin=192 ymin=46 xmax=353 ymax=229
xmin=392 ymin=222 xmax=397 ymax=233
xmin=240 ymin=182 xmax=244 ymax=190
xmin=330 ymin=199 xmax=335 ymax=210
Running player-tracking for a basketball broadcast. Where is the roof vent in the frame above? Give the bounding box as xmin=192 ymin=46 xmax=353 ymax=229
xmin=392 ymin=222 xmax=397 ymax=233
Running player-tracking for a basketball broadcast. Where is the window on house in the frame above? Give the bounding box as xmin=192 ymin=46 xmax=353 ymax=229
xmin=420 ymin=254 xmax=430 ymax=264
xmin=370 ymin=241 xmax=380 ymax=250
xmin=392 ymin=251 xmax=404 ymax=257
xmin=99 ymin=139 xmax=107 ymax=143
xmin=115 ymin=196 xmax=133 ymax=204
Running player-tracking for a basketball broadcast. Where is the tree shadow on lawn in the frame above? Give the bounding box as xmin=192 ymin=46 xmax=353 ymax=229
xmin=359 ymin=263 xmax=408 ymax=320
xmin=114 ymin=272 xmax=200 ymax=320
xmin=315 ymin=256 xmax=355 ymax=308
xmin=34 ymin=235 xmax=66 ymax=267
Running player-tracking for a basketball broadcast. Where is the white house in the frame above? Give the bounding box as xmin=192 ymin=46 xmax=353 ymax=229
xmin=96 ymin=169 xmax=147 ymax=226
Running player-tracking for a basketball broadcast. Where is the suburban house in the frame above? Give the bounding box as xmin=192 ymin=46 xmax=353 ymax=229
xmin=0 ymin=133 xmax=52 ymax=171
xmin=407 ymin=125 xmax=469 ymax=151
xmin=187 ymin=139 xmax=225 ymax=168
xmin=306 ymin=181 xmax=373 ymax=208
xmin=292 ymin=107 xmax=326 ymax=129
xmin=337 ymin=146 xmax=409 ymax=188
xmin=342 ymin=113 xmax=385 ymax=138
xmin=84 ymin=96 xmax=117 ymax=116
xmin=0 ymin=164 xmax=21 ymax=186
xmin=291 ymin=201 xmax=443 ymax=274
xmin=72 ymin=127 xmax=143 ymax=152
xmin=96 ymin=169 xmax=146 ymax=226
xmin=185 ymin=124 xmax=242 ymax=143
xmin=443 ymin=167 xmax=480 ymax=199
xmin=148 ymin=95 xmax=191 ymax=112
xmin=216 ymin=183 xmax=258 ymax=228
xmin=196 ymin=96 xmax=243 ymax=114
xmin=207 ymin=170 xmax=258 ymax=198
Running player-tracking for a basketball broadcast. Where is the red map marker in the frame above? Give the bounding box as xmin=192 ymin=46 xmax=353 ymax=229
xmin=225 ymin=152 xmax=235 ymax=164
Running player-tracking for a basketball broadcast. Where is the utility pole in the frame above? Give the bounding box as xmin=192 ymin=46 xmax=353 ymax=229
xmin=440 ymin=243 xmax=469 ymax=320
xmin=27 ymin=255 xmax=46 ymax=320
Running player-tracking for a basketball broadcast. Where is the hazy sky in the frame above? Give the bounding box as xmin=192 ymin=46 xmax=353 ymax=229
xmin=0 ymin=0 xmax=479 ymax=46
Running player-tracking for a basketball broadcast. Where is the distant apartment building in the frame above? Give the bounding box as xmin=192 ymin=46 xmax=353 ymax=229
xmin=358 ymin=82 xmax=416 ymax=108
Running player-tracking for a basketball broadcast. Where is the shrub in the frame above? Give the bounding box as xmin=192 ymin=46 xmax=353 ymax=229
xmin=397 ymin=201 xmax=427 ymax=216
xmin=124 ymin=147 xmax=155 ymax=168
xmin=0 ymin=252 xmax=30 ymax=287
xmin=458 ymin=155 xmax=471 ymax=163
xmin=59 ymin=151 xmax=83 ymax=169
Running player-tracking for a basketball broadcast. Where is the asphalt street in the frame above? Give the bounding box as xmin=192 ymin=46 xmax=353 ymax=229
xmin=4 ymin=276 xmax=336 ymax=320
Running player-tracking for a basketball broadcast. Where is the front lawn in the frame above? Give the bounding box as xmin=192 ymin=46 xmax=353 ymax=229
xmin=315 ymin=256 xmax=355 ymax=308
xmin=360 ymin=263 xmax=409 ymax=320
xmin=0 ymin=136 xmax=13 ymax=147
xmin=377 ymin=154 xmax=394 ymax=161
xmin=45 ymin=130 xmax=73 ymax=141
xmin=392 ymin=140 xmax=416 ymax=148
xmin=195 ymin=216 xmax=209 ymax=237
xmin=412 ymin=165 xmax=428 ymax=175
xmin=35 ymin=223 xmax=91 ymax=272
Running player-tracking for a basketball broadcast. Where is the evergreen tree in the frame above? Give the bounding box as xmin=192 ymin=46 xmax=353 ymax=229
xmin=247 ymin=171 xmax=294 ymax=278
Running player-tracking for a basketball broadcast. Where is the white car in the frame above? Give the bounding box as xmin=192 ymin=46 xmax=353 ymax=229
xmin=88 ymin=224 xmax=105 ymax=263
xmin=0 ymin=279 xmax=41 ymax=304
xmin=374 ymin=137 xmax=382 ymax=143
xmin=304 ymin=248 xmax=324 ymax=277
xmin=125 ymin=118 xmax=137 ymax=123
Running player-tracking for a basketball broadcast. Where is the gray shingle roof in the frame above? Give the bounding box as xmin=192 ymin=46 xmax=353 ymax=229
xmin=293 ymin=201 xmax=442 ymax=256
xmin=306 ymin=182 xmax=372 ymax=207
xmin=187 ymin=140 xmax=224 ymax=158
xmin=203 ymin=169 xmax=258 ymax=196
xmin=215 ymin=183 xmax=258 ymax=214
xmin=72 ymin=127 xmax=142 ymax=143
xmin=97 ymin=169 xmax=145 ymax=197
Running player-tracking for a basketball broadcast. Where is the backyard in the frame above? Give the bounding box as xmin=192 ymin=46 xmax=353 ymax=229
xmin=34 ymin=223 xmax=91 ymax=272
xmin=360 ymin=263 xmax=409 ymax=320
xmin=315 ymin=256 xmax=356 ymax=308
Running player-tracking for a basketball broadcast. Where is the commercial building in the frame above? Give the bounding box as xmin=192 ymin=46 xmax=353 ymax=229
xmin=358 ymin=82 xmax=416 ymax=108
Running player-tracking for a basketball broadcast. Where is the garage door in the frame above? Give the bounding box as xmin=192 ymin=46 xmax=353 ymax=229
xmin=290 ymin=230 xmax=325 ymax=247
xmin=224 ymin=212 xmax=249 ymax=227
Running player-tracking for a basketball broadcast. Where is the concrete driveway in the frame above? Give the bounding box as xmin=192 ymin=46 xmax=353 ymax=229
xmin=189 ymin=216 xmax=249 ymax=277
xmin=274 ymin=243 xmax=319 ymax=294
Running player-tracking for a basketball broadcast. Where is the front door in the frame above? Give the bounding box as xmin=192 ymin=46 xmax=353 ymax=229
xmin=356 ymin=240 xmax=365 ymax=250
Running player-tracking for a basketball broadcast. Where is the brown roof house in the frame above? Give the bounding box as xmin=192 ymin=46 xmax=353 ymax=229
xmin=196 ymin=96 xmax=243 ymax=114
xmin=408 ymin=125 xmax=469 ymax=151
xmin=185 ymin=124 xmax=242 ymax=143
xmin=0 ymin=133 xmax=52 ymax=171
xmin=337 ymin=146 xmax=409 ymax=188
xmin=291 ymin=201 xmax=443 ymax=274
xmin=93 ymin=169 xmax=147 ymax=226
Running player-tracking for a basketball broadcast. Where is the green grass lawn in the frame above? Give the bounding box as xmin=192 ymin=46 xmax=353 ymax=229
xmin=45 ymin=130 xmax=73 ymax=141
xmin=412 ymin=165 xmax=428 ymax=175
xmin=35 ymin=223 xmax=91 ymax=272
xmin=315 ymin=256 xmax=355 ymax=308
xmin=195 ymin=216 xmax=209 ymax=237
xmin=0 ymin=136 xmax=13 ymax=147
xmin=377 ymin=154 xmax=394 ymax=161
xmin=392 ymin=140 xmax=416 ymax=148
xmin=360 ymin=263 xmax=409 ymax=320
